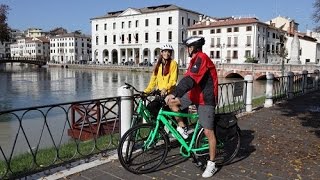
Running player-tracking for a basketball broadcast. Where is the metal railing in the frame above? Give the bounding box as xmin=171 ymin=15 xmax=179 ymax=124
xmin=0 ymin=80 xmax=249 ymax=179
xmin=272 ymin=71 xmax=320 ymax=104
xmin=0 ymin=97 xmax=120 ymax=179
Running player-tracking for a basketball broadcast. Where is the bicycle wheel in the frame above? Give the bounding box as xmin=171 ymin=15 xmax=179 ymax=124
xmin=194 ymin=128 xmax=240 ymax=166
xmin=117 ymin=123 xmax=169 ymax=174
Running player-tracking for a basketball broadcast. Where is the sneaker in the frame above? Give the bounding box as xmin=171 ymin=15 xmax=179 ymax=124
xmin=176 ymin=126 xmax=189 ymax=139
xmin=202 ymin=161 xmax=218 ymax=178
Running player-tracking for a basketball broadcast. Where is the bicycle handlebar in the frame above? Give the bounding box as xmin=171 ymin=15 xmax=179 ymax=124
xmin=124 ymin=82 xmax=161 ymax=97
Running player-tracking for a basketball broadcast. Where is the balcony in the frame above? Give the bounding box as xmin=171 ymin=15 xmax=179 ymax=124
xmin=233 ymin=44 xmax=238 ymax=47
xmin=210 ymin=44 xmax=215 ymax=47
xmin=245 ymin=44 xmax=251 ymax=47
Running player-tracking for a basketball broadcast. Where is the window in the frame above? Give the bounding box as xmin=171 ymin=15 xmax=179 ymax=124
xmin=216 ymin=38 xmax=221 ymax=47
xmin=104 ymin=23 xmax=107 ymax=30
xmin=227 ymin=37 xmax=231 ymax=47
xmin=135 ymin=33 xmax=138 ymax=43
xmin=157 ymin=18 xmax=160 ymax=25
xmin=182 ymin=31 xmax=185 ymax=41
xmin=210 ymin=38 xmax=215 ymax=47
xmin=145 ymin=19 xmax=149 ymax=27
xmin=145 ymin=33 xmax=149 ymax=43
xmin=192 ymin=31 xmax=197 ymax=35
xmin=227 ymin=28 xmax=232 ymax=33
xmin=168 ymin=31 xmax=172 ymax=42
xmin=113 ymin=35 xmax=116 ymax=44
xmin=122 ymin=22 xmax=124 ymax=29
xmin=233 ymin=27 xmax=239 ymax=32
xmin=210 ymin=51 xmax=214 ymax=58
xmin=216 ymin=29 xmax=221 ymax=33
xmin=210 ymin=29 xmax=215 ymax=34
xmin=104 ymin=35 xmax=107 ymax=44
xmin=245 ymin=50 xmax=251 ymax=57
xmin=128 ymin=21 xmax=131 ymax=28
xmin=198 ymin=30 xmax=203 ymax=35
xmin=187 ymin=18 xmax=190 ymax=26
xmin=216 ymin=51 xmax=220 ymax=58
xmin=135 ymin=20 xmax=139 ymax=27
xmin=232 ymin=51 xmax=238 ymax=59
xmin=168 ymin=17 xmax=172 ymax=25
xmin=156 ymin=32 xmax=160 ymax=42
xmin=233 ymin=37 xmax=238 ymax=47
xmin=113 ymin=22 xmax=116 ymax=29
xmin=128 ymin=34 xmax=131 ymax=43
xmin=96 ymin=24 xmax=98 ymax=31
xmin=181 ymin=17 xmax=184 ymax=25
xmin=246 ymin=26 xmax=252 ymax=31
xmin=121 ymin=34 xmax=124 ymax=44
xmin=246 ymin=36 xmax=251 ymax=46
xmin=96 ymin=36 xmax=99 ymax=45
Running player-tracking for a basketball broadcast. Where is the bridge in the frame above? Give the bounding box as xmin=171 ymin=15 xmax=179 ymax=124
xmin=0 ymin=57 xmax=47 ymax=67
xmin=215 ymin=63 xmax=320 ymax=80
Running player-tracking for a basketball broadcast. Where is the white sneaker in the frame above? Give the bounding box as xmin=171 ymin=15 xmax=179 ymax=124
xmin=202 ymin=161 xmax=218 ymax=178
xmin=176 ymin=126 xmax=189 ymax=139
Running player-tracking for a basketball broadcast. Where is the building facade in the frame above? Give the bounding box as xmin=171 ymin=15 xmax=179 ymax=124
xmin=90 ymin=4 xmax=202 ymax=66
xmin=188 ymin=17 xmax=285 ymax=65
xmin=49 ymin=33 xmax=92 ymax=64
xmin=10 ymin=37 xmax=50 ymax=59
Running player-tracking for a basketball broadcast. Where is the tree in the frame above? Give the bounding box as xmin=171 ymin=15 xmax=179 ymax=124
xmin=0 ymin=4 xmax=10 ymax=43
xmin=244 ymin=56 xmax=258 ymax=63
xmin=313 ymin=0 xmax=320 ymax=32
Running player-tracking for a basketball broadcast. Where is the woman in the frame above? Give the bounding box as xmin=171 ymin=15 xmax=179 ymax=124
xmin=144 ymin=44 xmax=178 ymax=96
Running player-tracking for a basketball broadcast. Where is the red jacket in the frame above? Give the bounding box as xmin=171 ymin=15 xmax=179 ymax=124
xmin=185 ymin=51 xmax=218 ymax=105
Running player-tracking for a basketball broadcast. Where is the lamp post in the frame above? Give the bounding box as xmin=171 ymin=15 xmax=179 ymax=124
xmin=220 ymin=43 xmax=225 ymax=63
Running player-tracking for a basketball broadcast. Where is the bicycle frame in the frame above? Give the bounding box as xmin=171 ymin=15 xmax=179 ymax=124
xmin=131 ymin=98 xmax=151 ymax=126
xmin=145 ymin=108 xmax=210 ymax=158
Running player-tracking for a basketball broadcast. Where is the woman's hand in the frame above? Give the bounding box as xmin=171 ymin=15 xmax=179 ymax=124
xmin=160 ymin=89 xmax=167 ymax=96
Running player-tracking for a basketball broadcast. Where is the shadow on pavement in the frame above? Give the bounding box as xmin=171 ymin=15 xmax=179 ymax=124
xmin=229 ymin=129 xmax=255 ymax=165
xmin=276 ymin=92 xmax=320 ymax=138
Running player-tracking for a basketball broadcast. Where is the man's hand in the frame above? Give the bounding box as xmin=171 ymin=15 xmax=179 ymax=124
xmin=165 ymin=94 xmax=175 ymax=104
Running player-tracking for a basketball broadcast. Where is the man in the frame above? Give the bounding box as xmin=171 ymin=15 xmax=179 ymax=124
xmin=165 ymin=36 xmax=219 ymax=178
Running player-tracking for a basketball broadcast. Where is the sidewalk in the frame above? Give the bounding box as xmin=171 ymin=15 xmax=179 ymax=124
xmin=61 ymin=92 xmax=320 ymax=180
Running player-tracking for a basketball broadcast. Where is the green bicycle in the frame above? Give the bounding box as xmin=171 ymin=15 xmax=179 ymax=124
xmin=118 ymin=83 xmax=241 ymax=174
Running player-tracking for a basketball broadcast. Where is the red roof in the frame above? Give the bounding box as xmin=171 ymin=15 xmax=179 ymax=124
xmin=188 ymin=17 xmax=263 ymax=29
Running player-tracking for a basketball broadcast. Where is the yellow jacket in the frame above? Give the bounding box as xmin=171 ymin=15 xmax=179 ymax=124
xmin=144 ymin=60 xmax=178 ymax=93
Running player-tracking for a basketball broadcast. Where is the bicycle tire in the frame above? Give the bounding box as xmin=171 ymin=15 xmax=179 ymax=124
xmin=194 ymin=128 xmax=240 ymax=166
xmin=117 ymin=123 xmax=169 ymax=174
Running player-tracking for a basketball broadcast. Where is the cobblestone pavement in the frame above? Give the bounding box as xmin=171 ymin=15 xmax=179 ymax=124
xmin=63 ymin=92 xmax=320 ymax=180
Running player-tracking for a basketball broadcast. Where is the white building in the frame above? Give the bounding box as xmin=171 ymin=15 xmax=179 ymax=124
xmin=268 ymin=16 xmax=319 ymax=64
xmin=50 ymin=33 xmax=92 ymax=64
xmin=188 ymin=17 xmax=285 ymax=64
xmin=90 ymin=4 xmax=202 ymax=66
xmin=10 ymin=37 xmax=50 ymax=59
xmin=25 ymin=28 xmax=46 ymax=38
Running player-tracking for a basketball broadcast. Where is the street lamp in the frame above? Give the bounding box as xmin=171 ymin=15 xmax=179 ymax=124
xmin=220 ymin=43 xmax=225 ymax=63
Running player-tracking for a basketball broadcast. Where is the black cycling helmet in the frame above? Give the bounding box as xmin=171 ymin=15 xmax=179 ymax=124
xmin=183 ymin=36 xmax=205 ymax=48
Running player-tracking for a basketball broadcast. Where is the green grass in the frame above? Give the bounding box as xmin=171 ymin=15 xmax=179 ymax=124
xmin=252 ymin=96 xmax=266 ymax=108
xmin=0 ymin=133 xmax=119 ymax=179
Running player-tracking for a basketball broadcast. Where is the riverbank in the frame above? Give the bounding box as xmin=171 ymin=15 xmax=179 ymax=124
xmin=48 ymin=63 xmax=188 ymax=74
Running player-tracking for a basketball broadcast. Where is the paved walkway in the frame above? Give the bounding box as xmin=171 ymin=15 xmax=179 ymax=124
xmin=61 ymin=92 xmax=320 ymax=180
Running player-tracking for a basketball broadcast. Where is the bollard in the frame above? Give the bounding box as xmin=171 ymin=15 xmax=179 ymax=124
xmin=287 ymin=71 xmax=294 ymax=99
xmin=314 ymin=69 xmax=319 ymax=91
xmin=244 ymin=75 xmax=253 ymax=112
xmin=302 ymin=70 xmax=308 ymax=94
xmin=264 ymin=73 xmax=274 ymax=108
xmin=117 ymin=85 xmax=133 ymax=137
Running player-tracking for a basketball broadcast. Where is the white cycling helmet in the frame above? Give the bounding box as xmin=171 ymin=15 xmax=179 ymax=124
xmin=183 ymin=36 xmax=205 ymax=48
xmin=160 ymin=44 xmax=174 ymax=51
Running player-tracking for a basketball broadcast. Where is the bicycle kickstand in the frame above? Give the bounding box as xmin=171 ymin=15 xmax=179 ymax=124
xmin=191 ymin=153 xmax=203 ymax=167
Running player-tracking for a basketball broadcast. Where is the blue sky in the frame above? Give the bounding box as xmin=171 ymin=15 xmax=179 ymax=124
xmin=2 ymin=0 xmax=316 ymax=35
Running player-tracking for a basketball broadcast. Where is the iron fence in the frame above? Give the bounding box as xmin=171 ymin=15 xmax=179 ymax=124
xmin=0 ymin=80 xmax=248 ymax=179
